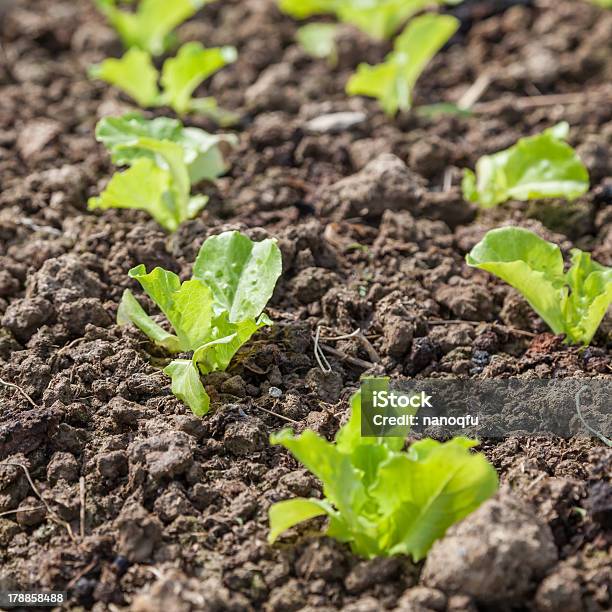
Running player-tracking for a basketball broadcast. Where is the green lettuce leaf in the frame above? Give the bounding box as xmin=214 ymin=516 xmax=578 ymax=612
xmin=271 ymin=428 xmax=371 ymax=542
xmin=192 ymin=312 xmax=272 ymax=374
xmin=562 ymin=250 xmax=612 ymax=344
xmin=163 ymin=359 xmax=211 ymax=416
xmin=466 ymin=227 xmax=566 ymax=334
xmin=462 ymin=122 xmax=590 ymax=207
xmin=89 ymin=43 xmax=238 ymax=124
xmin=346 ymin=14 xmax=459 ymax=114
xmin=95 ymin=0 xmax=207 ymax=55
xmin=336 ymin=381 xmax=404 ymax=455
xmin=117 ymin=288 xmax=182 ymax=352
xmin=193 ymin=230 xmax=283 ymax=322
xmin=269 ymin=498 xmax=337 ymax=544
xmin=296 ymin=23 xmax=339 ymax=64
xmin=89 ymin=48 xmax=160 ymax=107
xmin=370 ymin=437 xmax=498 ymax=560
xmin=279 ymin=0 xmax=458 ymax=39
xmin=89 ymin=137 xmax=208 ymax=231
xmin=466 ymin=227 xmax=612 ymax=344
xmin=278 ymin=0 xmax=339 ymax=18
xmin=160 ymin=42 xmax=238 ymax=116
xmin=87 ymin=157 xmax=184 ymax=231
xmin=269 ymin=391 xmax=498 ymax=559
xmin=126 ymin=265 xmax=214 ymax=351
xmin=96 ymin=113 xmax=237 ymax=182
xmin=117 ymin=231 xmax=282 ymax=415
xmin=337 ymin=0 xmax=431 ymax=39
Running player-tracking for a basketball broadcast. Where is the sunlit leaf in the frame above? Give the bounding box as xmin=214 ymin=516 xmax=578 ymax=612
xmin=95 ymin=0 xmax=209 ymax=55
xmin=346 ymin=14 xmax=459 ymax=115
xmin=296 ymin=23 xmax=339 ymax=64
xmin=161 ymin=42 xmax=238 ymax=115
xmin=269 ymin=391 xmax=498 ymax=558
xmin=467 ymin=227 xmax=612 ymax=344
xmin=193 ymin=230 xmax=282 ymax=322
xmin=462 ymin=122 xmax=589 ymax=207
xmin=89 ymin=48 xmax=160 ymax=107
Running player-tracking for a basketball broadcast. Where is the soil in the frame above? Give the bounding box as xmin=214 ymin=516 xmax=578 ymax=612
xmin=0 ymin=0 xmax=611 ymax=610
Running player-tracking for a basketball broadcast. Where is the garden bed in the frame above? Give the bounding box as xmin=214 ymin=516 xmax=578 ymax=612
xmin=0 ymin=0 xmax=610 ymax=610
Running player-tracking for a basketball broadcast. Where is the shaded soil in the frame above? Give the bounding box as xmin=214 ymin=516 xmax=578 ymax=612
xmin=0 ymin=0 xmax=610 ymax=610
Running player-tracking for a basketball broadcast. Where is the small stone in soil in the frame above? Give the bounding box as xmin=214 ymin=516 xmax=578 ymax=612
xmin=268 ymin=386 xmax=283 ymax=398
xmin=15 ymin=496 xmax=46 ymax=527
xmin=422 ymin=491 xmax=557 ymax=605
xmin=305 ymin=112 xmax=367 ymax=135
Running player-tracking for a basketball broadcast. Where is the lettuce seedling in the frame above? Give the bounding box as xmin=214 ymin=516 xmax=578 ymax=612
xmin=160 ymin=42 xmax=238 ymax=118
xmin=118 ymin=231 xmax=282 ymax=415
xmin=297 ymin=23 xmax=339 ymax=64
xmin=89 ymin=43 xmax=238 ymax=123
xmin=346 ymin=14 xmax=459 ymax=115
xmin=89 ymin=48 xmax=160 ymax=108
xmin=89 ymin=113 xmax=237 ymax=231
xmin=337 ymin=0 xmax=440 ymax=40
xmin=94 ymin=112 xmax=237 ymax=183
xmin=278 ymin=0 xmax=339 ymax=19
xmin=94 ymin=0 xmax=209 ymax=56
xmin=467 ymin=227 xmax=612 ymax=345
xmin=279 ymin=0 xmax=460 ymax=39
xmin=89 ymin=139 xmax=207 ymax=231
xmin=269 ymin=391 xmax=498 ymax=559
xmin=462 ymin=123 xmax=590 ymax=208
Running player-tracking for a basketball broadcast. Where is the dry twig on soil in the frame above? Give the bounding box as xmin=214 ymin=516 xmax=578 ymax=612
xmin=1 ymin=462 xmax=77 ymax=542
xmin=0 ymin=378 xmax=37 ymax=408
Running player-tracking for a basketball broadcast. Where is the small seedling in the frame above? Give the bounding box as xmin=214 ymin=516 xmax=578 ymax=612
xmin=297 ymin=23 xmax=339 ymax=64
xmin=94 ymin=0 xmax=210 ymax=56
xmin=279 ymin=0 xmax=461 ymax=40
xmin=118 ymin=231 xmax=282 ymax=415
xmin=346 ymin=14 xmax=459 ymax=115
xmin=95 ymin=113 xmax=237 ymax=183
xmin=467 ymin=227 xmax=612 ymax=345
xmin=337 ymin=0 xmax=446 ymax=40
xmin=269 ymin=391 xmax=498 ymax=559
xmin=88 ymin=113 xmax=236 ymax=231
xmin=89 ymin=43 xmax=238 ymax=123
xmin=462 ymin=122 xmax=589 ymax=208
xmin=278 ymin=0 xmax=339 ymax=20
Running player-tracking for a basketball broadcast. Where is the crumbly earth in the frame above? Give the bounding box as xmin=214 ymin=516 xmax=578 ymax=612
xmin=0 ymin=0 xmax=610 ymax=610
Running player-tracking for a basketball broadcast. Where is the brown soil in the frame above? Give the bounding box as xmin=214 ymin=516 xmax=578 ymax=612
xmin=0 ymin=0 xmax=610 ymax=610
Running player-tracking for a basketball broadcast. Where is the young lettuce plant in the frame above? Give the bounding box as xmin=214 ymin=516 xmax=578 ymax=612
xmin=278 ymin=0 xmax=338 ymax=19
xmin=118 ymin=231 xmax=282 ymax=416
xmin=279 ymin=0 xmax=461 ymax=40
xmin=346 ymin=14 xmax=459 ymax=115
xmin=297 ymin=23 xmax=340 ymax=65
xmin=94 ymin=0 xmax=210 ymax=56
xmin=95 ymin=113 xmax=237 ymax=183
xmin=467 ymin=227 xmax=612 ymax=345
xmin=462 ymin=122 xmax=589 ymax=208
xmin=88 ymin=113 xmax=236 ymax=231
xmin=336 ymin=0 xmax=459 ymax=40
xmin=89 ymin=43 xmax=238 ymax=123
xmin=269 ymin=391 xmax=498 ymax=560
